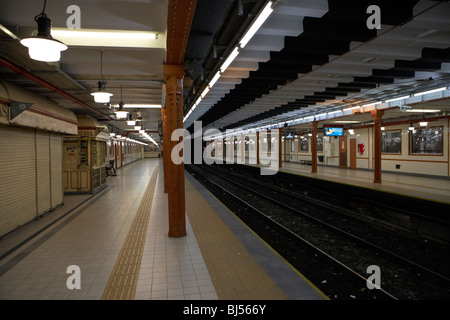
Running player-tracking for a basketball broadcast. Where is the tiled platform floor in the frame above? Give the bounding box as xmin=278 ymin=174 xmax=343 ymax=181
xmin=0 ymin=159 xmax=216 ymax=300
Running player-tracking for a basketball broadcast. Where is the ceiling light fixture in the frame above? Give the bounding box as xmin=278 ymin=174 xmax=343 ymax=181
xmin=20 ymin=0 xmax=67 ymax=62
xmin=115 ymin=102 xmax=128 ymax=120
xmin=208 ymin=71 xmax=221 ymax=88
xmin=91 ymin=51 xmax=113 ymax=103
xmin=385 ymin=95 xmax=410 ymax=103
xmin=220 ymin=46 xmax=240 ymax=73
xmin=126 ymin=113 xmax=136 ymax=126
xmin=239 ymin=1 xmax=275 ymax=48
xmin=404 ymin=109 xmax=441 ymax=113
xmin=51 ymin=28 xmax=159 ymax=48
xmin=121 ymin=104 xmax=162 ymax=109
xmin=114 ymin=86 xmax=128 ymax=119
xmin=414 ymin=87 xmax=446 ymax=96
xmin=184 ymin=1 xmax=276 ymax=124
xmin=361 ymin=101 xmax=382 ymax=107
xmin=200 ymin=86 xmax=211 ymax=99
xmin=419 ymin=116 xmax=428 ymax=127
xmin=91 ymin=80 xmax=113 ymax=103
xmin=343 ymin=106 xmax=361 ymax=112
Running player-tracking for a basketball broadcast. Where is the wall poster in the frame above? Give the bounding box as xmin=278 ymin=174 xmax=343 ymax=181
xmin=410 ymin=127 xmax=443 ymax=154
xmin=382 ymin=130 xmax=402 ymax=154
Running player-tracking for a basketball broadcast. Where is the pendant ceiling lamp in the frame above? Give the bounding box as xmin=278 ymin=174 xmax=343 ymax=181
xmin=114 ymin=86 xmax=128 ymax=119
xmin=20 ymin=0 xmax=67 ymax=62
xmin=419 ymin=116 xmax=428 ymax=127
xmin=91 ymin=51 xmax=113 ymax=103
xmin=115 ymin=102 xmax=128 ymax=119
xmin=92 ymin=80 xmax=113 ymax=103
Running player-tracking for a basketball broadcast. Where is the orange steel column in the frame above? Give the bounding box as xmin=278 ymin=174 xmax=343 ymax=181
xmin=164 ymin=63 xmax=186 ymax=238
xmin=161 ymin=107 xmax=168 ymax=193
xmin=278 ymin=128 xmax=282 ymax=168
xmin=371 ymin=109 xmax=384 ymax=183
xmin=311 ymin=121 xmax=318 ymax=173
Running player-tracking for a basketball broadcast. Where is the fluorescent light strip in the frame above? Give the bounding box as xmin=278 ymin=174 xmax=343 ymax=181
xmin=52 ymin=28 xmax=160 ymax=48
xmin=220 ymin=47 xmax=240 ymax=73
xmin=114 ymin=104 xmax=162 ymax=109
xmin=414 ymin=87 xmax=447 ymax=96
xmin=185 ymin=1 xmax=275 ymax=123
xmin=239 ymin=1 xmax=274 ymax=48
xmin=209 ymin=71 xmax=221 ymax=88
xmin=53 ymin=29 xmax=157 ymax=39
xmin=361 ymin=101 xmax=382 ymax=107
xmin=343 ymin=106 xmax=360 ymax=112
xmin=328 ymin=110 xmax=341 ymax=115
xmin=404 ymin=109 xmax=441 ymax=113
xmin=200 ymin=86 xmax=211 ymax=99
xmin=385 ymin=95 xmax=410 ymax=103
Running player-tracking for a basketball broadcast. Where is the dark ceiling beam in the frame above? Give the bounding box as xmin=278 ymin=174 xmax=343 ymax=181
xmin=421 ymin=48 xmax=450 ymax=62
xmin=372 ymin=69 xmax=416 ymax=78
xmin=353 ymin=76 xmax=395 ymax=84
xmin=395 ymin=60 xmax=442 ymax=72
xmin=283 ymin=37 xmax=350 ymax=55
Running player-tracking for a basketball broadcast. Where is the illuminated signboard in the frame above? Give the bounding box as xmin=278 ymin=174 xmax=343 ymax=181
xmin=324 ymin=125 xmax=343 ymax=136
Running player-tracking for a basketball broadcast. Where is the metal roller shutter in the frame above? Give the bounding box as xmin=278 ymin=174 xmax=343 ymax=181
xmin=0 ymin=126 xmax=36 ymax=237
xmin=50 ymin=133 xmax=63 ymax=208
xmin=36 ymin=130 xmax=51 ymax=215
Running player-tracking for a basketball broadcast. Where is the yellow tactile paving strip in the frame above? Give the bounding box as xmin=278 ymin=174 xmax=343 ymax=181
xmin=185 ymin=179 xmax=287 ymax=300
xmin=101 ymin=167 xmax=159 ymax=300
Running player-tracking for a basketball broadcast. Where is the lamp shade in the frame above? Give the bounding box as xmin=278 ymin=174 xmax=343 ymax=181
xmin=114 ymin=102 xmax=128 ymax=119
xmin=20 ymin=15 xmax=67 ymax=62
xmin=91 ymin=80 xmax=113 ymax=103
xmin=115 ymin=111 xmax=128 ymax=119
xmin=92 ymin=91 xmax=113 ymax=103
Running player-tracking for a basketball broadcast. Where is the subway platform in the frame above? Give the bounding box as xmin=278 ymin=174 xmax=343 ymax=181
xmin=0 ymin=158 xmax=325 ymax=300
xmin=275 ymin=161 xmax=450 ymax=205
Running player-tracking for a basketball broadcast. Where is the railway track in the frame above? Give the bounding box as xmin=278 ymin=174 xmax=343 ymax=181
xmin=186 ymin=164 xmax=450 ymax=300
xmin=236 ymin=164 xmax=450 ymax=246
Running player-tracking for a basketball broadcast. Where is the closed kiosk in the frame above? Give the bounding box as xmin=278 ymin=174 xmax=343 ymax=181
xmin=63 ymin=115 xmax=110 ymax=194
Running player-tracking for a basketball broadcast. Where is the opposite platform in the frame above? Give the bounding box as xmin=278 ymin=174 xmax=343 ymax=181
xmin=255 ymin=161 xmax=450 ymax=205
